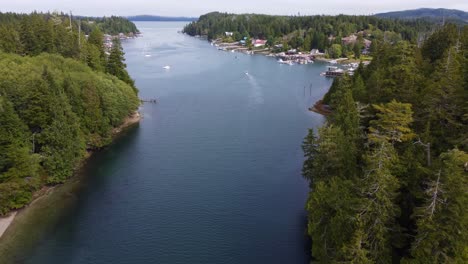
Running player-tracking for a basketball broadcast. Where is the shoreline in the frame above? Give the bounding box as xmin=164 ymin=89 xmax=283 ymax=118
xmin=309 ymin=100 xmax=332 ymax=116
xmin=0 ymin=111 xmax=141 ymax=244
xmin=210 ymin=39 xmax=371 ymax=65
xmin=0 ymin=212 xmax=17 ymax=238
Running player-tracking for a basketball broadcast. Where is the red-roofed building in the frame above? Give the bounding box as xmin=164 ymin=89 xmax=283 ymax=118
xmin=252 ymin=39 xmax=267 ymax=48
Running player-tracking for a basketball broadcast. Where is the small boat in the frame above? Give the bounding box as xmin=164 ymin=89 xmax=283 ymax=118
xmin=245 ymin=71 xmax=249 ymax=76
xmin=278 ymin=59 xmax=294 ymax=65
xmin=144 ymin=54 xmax=152 ymax=57
xmin=163 ymin=66 xmax=171 ymax=70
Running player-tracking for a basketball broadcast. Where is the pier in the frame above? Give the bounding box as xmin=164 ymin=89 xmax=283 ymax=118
xmin=140 ymin=98 xmax=158 ymax=103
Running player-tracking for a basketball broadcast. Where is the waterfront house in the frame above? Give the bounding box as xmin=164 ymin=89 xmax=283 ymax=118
xmin=252 ymin=39 xmax=267 ymax=48
xmin=286 ymin=49 xmax=297 ymax=55
xmin=310 ymin=49 xmax=324 ymax=55
xmin=273 ymin=44 xmax=284 ymax=51
xmin=225 ymin=32 xmax=233 ymax=37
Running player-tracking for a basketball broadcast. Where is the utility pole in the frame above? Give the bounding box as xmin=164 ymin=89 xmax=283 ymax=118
xmin=78 ymin=19 xmax=81 ymax=47
xmin=69 ymin=11 xmax=73 ymax=32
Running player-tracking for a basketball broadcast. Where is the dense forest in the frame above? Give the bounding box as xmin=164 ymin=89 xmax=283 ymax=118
xmin=78 ymin=15 xmax=140 ymax=35
xmin=183 ymin=12 xmax=436 ymax=57
xmin=0 ymin=12 xmax=140 ymax=215
xmin=302 ymin=24 xmax=468 ymax=263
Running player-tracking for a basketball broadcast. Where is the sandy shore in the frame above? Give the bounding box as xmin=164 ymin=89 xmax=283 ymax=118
xmin=0 ymin=111 xmax=141 ymax=241
xmin=0 ymin=212 xmax=17 ymax=238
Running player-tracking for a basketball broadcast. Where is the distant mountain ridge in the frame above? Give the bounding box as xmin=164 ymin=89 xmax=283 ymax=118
xmin=127 ymin=15 xmax=197 ymax=22
xmin=375 ymin=8 xmax=468 ymax=23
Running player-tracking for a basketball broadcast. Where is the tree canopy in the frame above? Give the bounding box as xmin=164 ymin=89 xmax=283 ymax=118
xmin=0 ymin=12 xmax=140 ymax=215
xmin=302 ymin=23 xmax=468 ymax=263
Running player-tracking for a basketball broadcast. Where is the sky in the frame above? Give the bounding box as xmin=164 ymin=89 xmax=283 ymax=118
xmin=1 ymin=0 xmax=467 ymax=17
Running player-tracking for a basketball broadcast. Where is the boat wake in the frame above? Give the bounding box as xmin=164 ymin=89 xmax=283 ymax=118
xmin=245 ymin=72 xmax=264 ymax=105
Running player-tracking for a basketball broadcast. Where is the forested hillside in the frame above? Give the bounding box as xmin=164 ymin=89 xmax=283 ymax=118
xmin=302 ymin=24 xmax=468 ymax=262
xmin=183 ymin=12 xmax=435 ymax=54
xmin=376 ymin=8 xmax=468 ymax=25
xmin=0 ymin=12 xmax=140 ymax=215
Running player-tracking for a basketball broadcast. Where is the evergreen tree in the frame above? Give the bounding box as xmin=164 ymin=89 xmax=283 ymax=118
xmin=106 ymin=38 xmax=135 ymax=89
xmin=406 ymin=149 xmax=468 ymax=263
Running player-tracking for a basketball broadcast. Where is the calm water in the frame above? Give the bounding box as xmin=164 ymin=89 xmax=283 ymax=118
xmin=24 ymin=22 xmax=332 ymax=264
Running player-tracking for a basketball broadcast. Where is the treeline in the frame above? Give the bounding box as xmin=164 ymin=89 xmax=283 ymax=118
xmin=0 ymin=12 xmax=139 ymax=36
xmin=79 ymin=16 xmax=140 ymax=35
xmin=302 ymin=24 xmax=467 ymax=263
xmin=0 ymin=12 xmax=136 ymax=89
xmin=0 ymin=12 xmax=140 ymax=215
xmin=183 ymin=12 xmax=435 ymax=54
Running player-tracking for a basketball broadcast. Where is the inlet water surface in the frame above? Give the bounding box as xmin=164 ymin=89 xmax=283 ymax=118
xmin=24 ymin=22 xmax=332 ymax=264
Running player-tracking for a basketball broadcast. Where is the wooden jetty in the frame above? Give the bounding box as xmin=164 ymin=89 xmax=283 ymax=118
xmin=140 ymin=98 xmax=158 ymax=103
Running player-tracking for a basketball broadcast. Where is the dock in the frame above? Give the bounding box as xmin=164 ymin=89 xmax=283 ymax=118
xmin=140 ymin=98 xmax=158 ymax=103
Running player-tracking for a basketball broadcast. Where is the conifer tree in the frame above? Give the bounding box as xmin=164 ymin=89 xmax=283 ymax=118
xmin=106 ymin=38 xmax=135 ymax=89
xmin=406 ymin=149 xmax=468 ymax=263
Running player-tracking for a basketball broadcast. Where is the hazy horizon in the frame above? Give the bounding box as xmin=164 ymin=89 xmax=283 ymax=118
xmin=1 ymin=1 xmax=467 ymax=17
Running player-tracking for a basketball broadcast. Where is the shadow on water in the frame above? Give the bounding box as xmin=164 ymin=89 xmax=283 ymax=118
xmin=0 ymin=125 xmax=141 ymax=264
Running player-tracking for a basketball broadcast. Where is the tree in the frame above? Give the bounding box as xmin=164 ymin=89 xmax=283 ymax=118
xmin=406 ymin=149 xmax=468 ymax=263
xmin=369 ymin=100 xmax=415 ymax=144
xmin=307 ymin=177 xmax=361 ymax=262
xmin=328 ymin=44 xmax=342 ymax=58
xmin=352 ymin=74 xmax=366 ymax=102
xmin=356 ymin=100 xmax=415 ymax=262
xmin=106 ymin=38 xmax=135 ymax=89
xmin=87 ymin=27 xmax=106 ymax=70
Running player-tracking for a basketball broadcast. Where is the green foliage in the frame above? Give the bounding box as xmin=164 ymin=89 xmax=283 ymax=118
xmin=328 ymin=44 xmax=343 ymax=58
xmin=106 ymin=39 xmax=136 ymax=89
xmin=303 ymin=24 xmax=468 ymax=263
xmin=405 ymin=149 xmax=468 ymax=263
xmin=183 ymin=12 xmax=435 ymax=52
xmin=307 ymin=177 xmax=361 ymax=262
xmin=0 ymin=52 xmax=139 ymax=214
xmin=80 ymin=16 xmax=139 ymax=35
xmin=370 ymin=100 xmax=415 ymax=144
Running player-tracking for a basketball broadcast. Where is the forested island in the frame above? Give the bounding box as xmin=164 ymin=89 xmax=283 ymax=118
xmin=187 ymin=11 xmax=468 ymax=263
xmin=0 ymin=12 xmax=140 ymax=215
